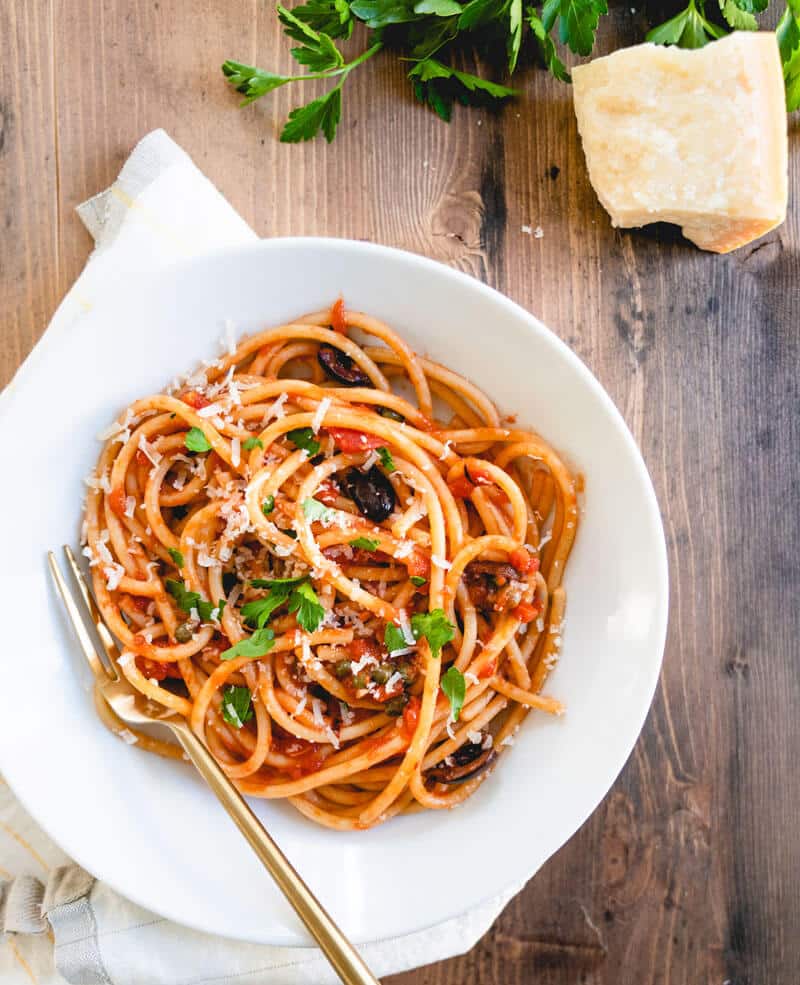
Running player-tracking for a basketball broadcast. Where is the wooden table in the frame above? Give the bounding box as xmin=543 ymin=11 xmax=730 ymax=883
xmin=3 ymin=3 xmax=798 ymax=983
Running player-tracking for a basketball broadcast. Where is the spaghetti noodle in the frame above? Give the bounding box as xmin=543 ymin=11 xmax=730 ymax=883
xmin=82 ymin=301 xmax=579 ymax=830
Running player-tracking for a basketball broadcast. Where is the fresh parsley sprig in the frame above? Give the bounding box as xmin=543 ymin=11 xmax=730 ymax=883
xmin=165 ymin=579 xmax=226 ymax=623
xmin=223 ymin=6 xmax=382 ymax=143
xmin=243 ymin=575 xmax=327 ymax=633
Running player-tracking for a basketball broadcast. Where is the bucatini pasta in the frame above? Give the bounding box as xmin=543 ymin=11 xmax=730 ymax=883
xmin=82 ymin=299 xmax=578 ymax=830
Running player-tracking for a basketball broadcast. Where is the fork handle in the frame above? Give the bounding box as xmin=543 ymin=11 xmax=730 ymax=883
xmin=168 ymin=720 xmax=380 ymax=985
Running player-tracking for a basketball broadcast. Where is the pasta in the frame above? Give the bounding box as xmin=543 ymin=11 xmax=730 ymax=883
xmin=83 ymin=300 xmax=579 ymax=830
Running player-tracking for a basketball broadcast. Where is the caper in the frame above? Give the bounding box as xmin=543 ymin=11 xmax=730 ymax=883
xmin=378 ymin=406 xmax=405 ymax=423
xmin=371 ymin=666 xmax=390 ymax=685
xmin=175 ymin=621 xmax=194 ymax=643
xmin=398 ymin=662 xmax=415 ymax=683
xmin=334 ymin=660 xmax=352 ymax=679
xmin=385 ymin=693 xmax=409 ymax=716
xmin=353 ymin=673 xmax=366 ymax=690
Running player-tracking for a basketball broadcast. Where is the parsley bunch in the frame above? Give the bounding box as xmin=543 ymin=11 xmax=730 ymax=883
xmin=223 ymin=0 xmax=798 ymax=142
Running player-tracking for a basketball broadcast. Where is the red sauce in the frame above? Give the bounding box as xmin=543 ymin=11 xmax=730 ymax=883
xmin=349 ymin=638 xmax=385 ymax=662
xmin=135 ymin=449 xmax=149 ymax=467
xmin=477 ymin=658 xmax=498 ymax=680
xmin=135 ymin=655 xmax=180 ymax=681
xmin=108 ymin=485 xmax=127 ymax=517
xmin=271 ymin=731 xmax=326 ymax=777
xmin=180 ymin=390 xmax=211 ymax=410
xmin=402 ymin=695 xmax=421 ymax=738
xmin=314 ymin=479 xmax=340 ymax=506
xmin=330 ymin=297 xmax=348 ymax=334
xmin=327 ymin=427 xmax=383 ymax=454
xmin=130 ymin=595 xmax=150 ymax=613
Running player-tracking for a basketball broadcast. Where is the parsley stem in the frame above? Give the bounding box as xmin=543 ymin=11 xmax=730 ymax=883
xmin=279 ymin=42 xmax=383 ymax=86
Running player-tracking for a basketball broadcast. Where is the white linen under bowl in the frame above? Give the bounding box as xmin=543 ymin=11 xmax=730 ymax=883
xmin=0 ymin=239 xmax=668 ymax=946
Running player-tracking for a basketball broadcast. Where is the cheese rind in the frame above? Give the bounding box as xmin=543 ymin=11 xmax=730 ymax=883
xmin=572 ymin=33 xmax=788 ymax=253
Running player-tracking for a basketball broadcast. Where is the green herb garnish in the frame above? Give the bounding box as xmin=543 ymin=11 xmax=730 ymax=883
xmin=410 ymin=609 xmax=456 ymax=659
xmin=261 ymin=495 xmax=275 ymax=515
xmin=287 ymin=426 xmax=321 ymax=456
xmin=243 ymin=576 xmax=326 ymax=634
xmin=221 ymin=628 xmax=276 ymax=660
xmin=167 ymin=548 xmax=184 ymax=568
xmin=184 ymin=427 xmax=212 ymax=453
xmin=243 ymin=437 xmax=264 ymax=451
xmin=440 ymin=665 xmax=466 ymax=721
xmin=303 ymin=497 xmax=336 ymax=524
xmin=384 ymin=622 xmax=409 ymax=654
xmin=221 ymin=685 xmax=254 ymax=727
xmin=377 ymin=446 xmax=395 ymax=472
xmin=410 ymin=575 xmax=427 ymax=587
xmin=350 ymin=536 xmax=380 ymax=551
xmin=165 ymin=579 xmax=225 ymax=623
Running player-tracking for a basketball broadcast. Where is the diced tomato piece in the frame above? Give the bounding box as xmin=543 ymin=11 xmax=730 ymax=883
xmin=330 ymin=297 xmax=348 ymax=334
xmin=447 ymin=464 xmax=491 ymax=499
xmin=512 ymin=601 xmax=541 ymax=623
xmin=135 ymin=449 xmax=149 ymax=467
xmin=180 ymin=390 xmax=211 ymax=410
xmin=405 ymin=551 xmax=430 ymax=580
xmin=509 ymin=547 xmax=539 ymax=576
xmin=327 ymin=427 xmax=383 ymax=453
xmin=402 ymin=695 xmax=421 ymax=738
xmin=135 ymin=655 xmax=180 ymax=681
xmin=314 ymin=479 xmax=340 ymax=506
xmin=108 ymin=485 xmax=127 ymax=517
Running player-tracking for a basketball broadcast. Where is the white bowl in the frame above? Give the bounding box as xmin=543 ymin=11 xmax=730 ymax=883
xmin=0 ymin=239 xmax=668 ymax=945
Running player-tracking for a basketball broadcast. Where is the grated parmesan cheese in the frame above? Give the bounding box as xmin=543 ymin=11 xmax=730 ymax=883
xmin=138 ymin=435 xmax=161 ymax=467
xmin=197 ymin=401 xmax=225 ymax=418
xmin=292 ymin=693 xmax=307 ymax=719
xmin=311 ymin=397 xmax=332 ymax=434
xmin=231 ymin=437 xmax=241 ymax=468
xmin=464 ymin=671 xmax=479 ymax=685
xmin=311 ymin=698 xmax=325 ymax=727
xmin=103 ymin=563 xmax=125 ymax=591
xmin=393 ymin=540 xmax=414 ymax=559
xmin=431 ymin=554 xmax=452 ymax=570
xmin=124 ymin=496 xmax=136 ymax=518
xmin=397 ymin=609 xmax=415 ymax=645
xmin=385 ymin=671 xmax=404 ymax=693
xmin=438 ymin=439 xmax=453 ymax=461
xmin=467 ymin=730 xmax=482 ymax=744
xmin=360 ymin=449 xmax=379 ymax=472
xmin=265 ymin=392 xmax=288 ymax=422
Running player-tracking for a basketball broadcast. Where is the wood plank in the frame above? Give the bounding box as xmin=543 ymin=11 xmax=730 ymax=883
xmin=0 ymin=0 xmax=59 ymax=388
xmin=2 ymin=2 xmax=799 ymax=983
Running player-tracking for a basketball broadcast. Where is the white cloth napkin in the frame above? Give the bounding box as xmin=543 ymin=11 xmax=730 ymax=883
xmin=0 ymin=130 xmax=523 ymax=985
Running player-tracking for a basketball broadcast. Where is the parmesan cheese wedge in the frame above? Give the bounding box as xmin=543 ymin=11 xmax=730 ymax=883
xmin=572 ymin=33 xmax=788 ymax=253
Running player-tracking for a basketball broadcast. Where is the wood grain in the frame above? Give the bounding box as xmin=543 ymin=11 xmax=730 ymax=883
xmin=2 ymin=2 xmax=799 ymax=982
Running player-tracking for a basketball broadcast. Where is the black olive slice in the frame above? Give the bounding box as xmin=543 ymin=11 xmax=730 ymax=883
xmin=317 ymin=344 xmax=370 ymax=386
xmin=343 ymin=466 xmax=396 ymax=522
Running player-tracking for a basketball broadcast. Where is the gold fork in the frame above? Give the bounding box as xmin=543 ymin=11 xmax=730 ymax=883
xmin=48 ymin=545 xmax=380 ymax=985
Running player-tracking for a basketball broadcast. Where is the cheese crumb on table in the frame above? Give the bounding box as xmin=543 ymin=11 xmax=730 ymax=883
xmin=572 ymin=33 xmax=788 ymax=254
